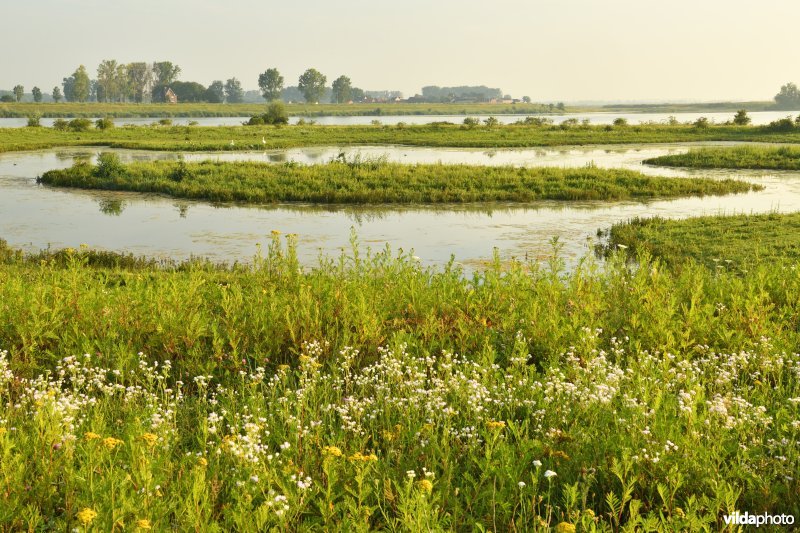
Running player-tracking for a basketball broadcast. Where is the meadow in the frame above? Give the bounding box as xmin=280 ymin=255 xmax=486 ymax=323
xmin=5 ymin=122 xmax=800 ymax=154
xmin=37 ymin=155 xmax=759 ymax=205
xmin=645 ymin=145 xmax=800 ymax=170
xmin=598 ymin=211 xmax=800 ymax=269
xmin=0 ymin=234 xmax=799 ymax=530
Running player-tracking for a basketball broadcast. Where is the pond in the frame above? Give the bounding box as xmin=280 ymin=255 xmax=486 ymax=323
xmin=1 ymin=143 xmax=797 ymax=269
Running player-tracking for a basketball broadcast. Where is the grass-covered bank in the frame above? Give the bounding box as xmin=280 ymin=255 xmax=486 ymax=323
xmin=0 ymin=236 xmax=799 ymax=529
xmin=6 ymin=123 xmax=800 ymax=154
xmin=645 ymin=145 xmax=800 ymax=170
xmin=38 ymin=156 xmax=759 ymax=204
xmin=0 ymin=101 xmax=560 ymax=119
xmin=598 ymin=212 xmax=800 ymax=268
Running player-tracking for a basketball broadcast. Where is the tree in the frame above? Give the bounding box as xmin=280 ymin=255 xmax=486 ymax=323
xmin=331 ymin=75 xmax=352 ymax=104
xmin=224 ymin=78 xmax=244 ymax=103
xmin=206 ymin=80 xmax=225 ymax=103
xmin=126 ymin=62 xmax=153 ymax=103
xmin=774 ymin=82 xmax=800 ymax=110
xmin=32 ymin=87 xmax=42 ymax=103
xmin=151 ymin=61 xmax=181 ymax=102
xmin=64 ymin=65 xmax=90 ymax=102
xmin=733 ymin=109 xmax=751 ymax=125
xmin=52 ymin=86 xmax=62 ymax=103
xmin=97 ymin=60 xmax=119 ymax=102
xmin=258 ymin=68 xmax=284 ymax=101
xmin=522 ymin=96 xmax=531 ymax=103
xmin=13 ymin=85 xmax=24 ymax=102
xmin=350 ymin=87 xmax=365 ymax=103
xmin=169 ymin=81 xmax=207 ymax=102
xmin=298 ymin=68 xmax=327 ymax=104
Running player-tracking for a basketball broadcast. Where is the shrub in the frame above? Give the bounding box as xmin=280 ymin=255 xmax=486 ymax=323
xmin=560 ymin=118 xmax=579 ymax=130
xmin=158 ymin=118 xmax=173 ymax=127
xmin=733 ymin=109 xmax=751 ymax=126
xmin=693 ymin=117 xmax=709 ymax=129
xmin=26 ymin=114 xmax=41 ymax=127
xmin=484 ymin=116 xmax=499 ymax=127
xmin=462 ymin=117 xmax=479 ymax=128
xmin=68 ymin=118 xmax=92 ymax=132
xmin=613 ymin=117 xmax=628 ymax=127
xmin=52 ymin=119 xmax=69 ymax=131
xmin=94 ymin=152 xmax=125 ymax=179
xmin=95 ymin=117 xmax=114 ymax=130
xmin=247 ymin=101 xmax=289 ymax=126
xmin=765 ymin=116 xmax=796 ymax=132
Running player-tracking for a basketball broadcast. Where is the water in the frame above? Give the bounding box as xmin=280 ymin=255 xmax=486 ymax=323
xmin=0 ymin=143 xmax=796 ymax=269
xmin=1 ymin=110 xmax=798 ymax=128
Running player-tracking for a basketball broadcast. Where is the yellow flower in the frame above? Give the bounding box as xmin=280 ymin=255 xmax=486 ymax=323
xmin=136 ymin=519 xmax=152 ymax=529
xmin=197 ymin=457 xmax=208 ymax=467
xmin=348 ymin=451 xmax=378 ymax=463
xmin=0 ymin=428 xmax=6 ymax=437
xmin=140 ymin=433 xmax=158 ymax=447
xmin=76 ymin=507 xmax=98 ymax=525
xmin=84 ymin=432 xmax=102 ymax=441
xmin=416 ymin=479 xmax=433 ymax=493
xmin=323 ymin=446 xmax=343 ymax=457
xmin=583 ymin=509 xmax=596 ymax=519
xmin=555 ymin=522 xmax=576 ymax=533
xmin=674 ymin=507 xmax=686 ymax=518
xmin=486 ymin=420 xmax=506 ymax=430
xmin=102 ymin=437 xmax=124 ymax=450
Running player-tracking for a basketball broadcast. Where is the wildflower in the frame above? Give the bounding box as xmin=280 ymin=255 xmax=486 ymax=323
xmin=197 ymin=457 xmax=208 ymax=467
xmin=0 ymin=428 xmax=6 ymax=437
xmin=280 ymin=441 xmax=290 ymax=450
xmin=250 ymin=475 xmax=259 ymax=483
xmin=583 ymin=509 xmax=596 ymax=519
xmin=544 ymin=469 xmax=557 ymax=479
xmin=518 ymin=481 xmax=526 ymax=488
xmin=322 ymin=445 xmax=343 ymax=457
xmin=555 ymin=522 xmax=576 ymax=533
xmin=533 ymin=459 xmax=542 ymax=467
xmin=406 ymin=470 xmax=416 ymax=479
xmin=486 ymin=420 xmax=506 ymax=430
xmin=136 ymin=519 xmax=152 ymax=529
xmin=416 ymin=479 xmax=433 ymax=493
xmin=76 ymin=507 xmax=98 ymax=525
xmin=84 ymin=432 xmax=101 ymax=441
xmin=140 ymin=433 xmax=158 ymax=447
xmin=348 ymin=451 xmax=377 ymax=463
xmin=102 ymin=437 xmax=124 ymax=450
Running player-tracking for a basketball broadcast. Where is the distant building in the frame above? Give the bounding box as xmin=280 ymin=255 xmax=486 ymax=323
xmin=164 ymin=88 xmax=178 ymax=104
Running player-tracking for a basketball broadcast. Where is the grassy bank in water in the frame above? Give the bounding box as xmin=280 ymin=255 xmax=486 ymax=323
xmin=598 ymin=211 xmax=800 ymax=268
xmin=645 ymin=144 xmax=800 ymax=170
xmin=0 ymin=236 xmax=799 ymax=529
xmin=38 ymin=156 xmax=759 ymax=204
xmin=6 ymin=123 xmax=800 ymax=153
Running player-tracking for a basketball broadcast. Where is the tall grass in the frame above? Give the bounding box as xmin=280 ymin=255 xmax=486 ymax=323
xmin=38 ymin=156 xmax=759 ymax=204
xmin=0 ymin=236 xmax=798 ymax=529
xmin=645 ymin=145 xmax=800 ymax=170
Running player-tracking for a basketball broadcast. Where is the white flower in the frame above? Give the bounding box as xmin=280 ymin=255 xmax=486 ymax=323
xmin=533 ymin=460 xmax=542 ymax=468
xmin=406 ymin=470 xmax=416 ymax=479
xmin=250 ymin=475 xmax=259 ymax=483
xmin=518 ymin=481 xmax=526 ymax=488
xmin=280 ymin=441 xmax=290 ymax=450
xmin=544 ymin=470 xmax=557 ymax=479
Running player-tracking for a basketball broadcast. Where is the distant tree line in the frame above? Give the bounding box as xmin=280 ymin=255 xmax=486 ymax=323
xmin=775 ymin=82 xmax=800 ymax=110
xmin=412 ymin=86 xmax=504 ymax=103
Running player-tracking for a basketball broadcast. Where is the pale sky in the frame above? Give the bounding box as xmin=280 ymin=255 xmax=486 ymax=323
xmin=2 ymin=0 xmax=797 ymax=102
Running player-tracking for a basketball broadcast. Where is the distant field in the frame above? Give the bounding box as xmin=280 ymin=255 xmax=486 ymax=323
xmin=0 ymin=102 xmax=560 ymax=118
xmin=598 ymin=212 xmax=800 ymax=268
xmin=5 ymin=122 xmax=800 ymax=153
xmin=645 ymin=145 xmax=800 ymax=170
xmin=593 ymin=100 xmax=779 ymax=113
xmin=38 ymin=157 xmax=758 ymax=204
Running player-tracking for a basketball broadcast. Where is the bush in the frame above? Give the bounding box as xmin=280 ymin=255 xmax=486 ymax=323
xmin=94 ymin=152 xmax=125 ymax=179
xmin=26 ymin=114 xmax=41 ymax=128
xmin=559 ymin=118 xmax=579 ymax=130
xmin=462 ymin=117 xmax=479 ymax=128
xmin=95 ymin=117 xmax=115 ymax=130
xmin=68 ymin=118 xmax=92 ymax=132
xmin=157 ymin=118 xmax=173 ymax=127
xmin=765 ymin=116 xmax=796 ymax=132
xmin=246 ymin=101 xmax=289 ymax=126
xmin=733 ymin=109 xmax=751 ymax=126
xmin=52 ymin=119 xmax=68 ymax=131
xmin=693 ymin=117 xmax=710 ymax=129
xmin=613 ymin=117 xmax=628 ymax=127
xmin=483 ymin=116 xmax=499 ymax=127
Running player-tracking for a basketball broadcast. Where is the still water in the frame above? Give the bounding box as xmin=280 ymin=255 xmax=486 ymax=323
xmin=0 ymin=143 xmax=796 ymax=269
xmin=0 ymin=110 xmax=798 ymax=128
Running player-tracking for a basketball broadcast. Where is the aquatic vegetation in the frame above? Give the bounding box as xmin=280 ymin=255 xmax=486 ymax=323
xmin=645 ymin=144 xmax=800 ymax=170
xmin=0 ymin=236 xmax=799 ymax=528
xmin=38 ymin=158 xmax=759 ymax=204
xmin=598 ymin=211 xmax=800 ymax=268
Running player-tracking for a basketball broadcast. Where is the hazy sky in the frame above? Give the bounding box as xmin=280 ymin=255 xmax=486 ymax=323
xmin=2 ymin=0 xmax=798 ymax=102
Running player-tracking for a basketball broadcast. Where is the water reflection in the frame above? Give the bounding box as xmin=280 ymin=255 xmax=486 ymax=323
xmin=98 ymin=198 xmax=125 ymax=216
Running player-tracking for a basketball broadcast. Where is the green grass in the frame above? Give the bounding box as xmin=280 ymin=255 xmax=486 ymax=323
xmin=598 ymin=211 xmax=800 ymax=268
xmin=645 ymin=145 xmax=800 ymax=170
xmin=6 ymin=122 xmax=800 ymax=154
xmin=0 ymin=235 xmax=798 ymax=530
xmin=0 ymin=101 xmax=560 ymax=118
xmin=38 ymin=156 xmax=760 ymax=204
